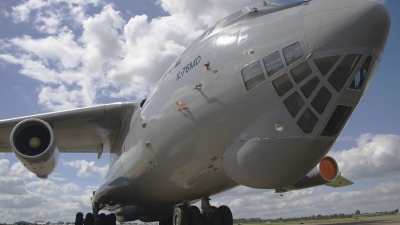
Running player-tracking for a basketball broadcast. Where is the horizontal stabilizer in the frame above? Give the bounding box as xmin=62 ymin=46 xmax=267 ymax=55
xmin=325 ymin=174 xmax=354 ymax=188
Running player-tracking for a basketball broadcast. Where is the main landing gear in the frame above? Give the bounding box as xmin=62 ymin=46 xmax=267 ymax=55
xmin=160 ymin=196 xmax=233 ymax=225
xmin=75 ymin=204 xmax=116 ymax=225
xmin=75 ymin=212 xmax=116 ymax=225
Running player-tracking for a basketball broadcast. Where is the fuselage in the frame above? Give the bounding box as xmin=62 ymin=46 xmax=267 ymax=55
xmin=94 ymin=0 xmax=391 ymax=221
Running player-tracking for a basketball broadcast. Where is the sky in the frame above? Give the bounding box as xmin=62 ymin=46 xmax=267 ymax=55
xmin=0 ymin=0 xmax=399 ymax=223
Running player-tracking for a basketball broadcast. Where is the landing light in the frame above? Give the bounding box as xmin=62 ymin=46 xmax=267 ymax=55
xmin=274 ymin=123 xmax=284 ymax=132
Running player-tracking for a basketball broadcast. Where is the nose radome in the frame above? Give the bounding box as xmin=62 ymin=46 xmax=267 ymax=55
xmin=303 ymin=0 xmax=391 ymax=53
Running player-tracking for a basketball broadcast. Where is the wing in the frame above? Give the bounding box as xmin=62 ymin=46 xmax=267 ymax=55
xmin=0 ymin=101 xmax=140 ymax=153
xmin=326 ymin=174 xmax=354 ymax=188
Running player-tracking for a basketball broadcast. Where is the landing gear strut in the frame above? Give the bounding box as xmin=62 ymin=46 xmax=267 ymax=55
xmin=160 ymin=196 xmax=233 ymax=225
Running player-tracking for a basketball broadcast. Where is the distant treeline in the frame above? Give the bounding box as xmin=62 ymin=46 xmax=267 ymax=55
xmin=233 ymin=209 xmax=399 ymax=223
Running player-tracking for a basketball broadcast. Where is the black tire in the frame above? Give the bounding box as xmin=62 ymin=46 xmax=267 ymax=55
xmin=75 ymin=212 xmax=84 ymax=225
xmin=173 ymin=205 xmax=189 ymax=225
xmin=218 ymin=206 xmax=233 ymax=225
xmin=107 ymin=213 xmax=116 ymax=225
xmin=99 ymin=213 xmax=107 ymax=225
xmin=84 ymin=213 xmax=94 ymax=225
xmin=188 ymin=206 xmax=202 ymax=225
xmin=210 ymin=206 xmax=221 ymax=225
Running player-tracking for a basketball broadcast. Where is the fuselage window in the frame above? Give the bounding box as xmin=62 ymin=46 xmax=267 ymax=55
xmin=241 ymin=61 xmax=265 ymax=90
xmin=283 ymin=42 xmax=303 ymax=66
xmin=321 ymin=105 xmax=353 ymax=137
xmin=263 ymin=51 xmax=284 ymax=77
xmin=328 ymin=54 xmax=362 ymax=92
xmin=272 ymin=73 xmax=293 ymax=97
xmin=290 ymin=61 xmax=312 ymax=84
xmin=349 ymin=56 xmax=372 ymax=90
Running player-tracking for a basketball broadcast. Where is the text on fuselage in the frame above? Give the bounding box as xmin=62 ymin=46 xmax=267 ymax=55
xmin=176 ymin=56 xmax=202 ymax=81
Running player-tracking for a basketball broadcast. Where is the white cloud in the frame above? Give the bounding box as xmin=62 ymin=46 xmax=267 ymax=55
xmin=49 ymin=173 xmax=66 ymax=181
xmin=61 ymin=183 xmax=80 ymax=193
xmin=0 ymin=0 xmax=260 ymax=111
xmin=0 ymin=159 xmax=36 ymax=179
xmin=0 ymin=157 xmax=93 ymax=222
xmin=27 ymin=179 xmax=80 ymax=194
xmin=0 ymin=193 xmax=47 ymax=209
xmin=64 ymin=160 xmax=108 ymax=178
xmin=211 ymin=179 xmax=400 ymax=219
xmin=208 ymin=134 xmax=400 ymax=219
xmin=330 ymin=134 xmax=400 ymax=180
xmin=0 ymin=178 xmax=28 ymax=195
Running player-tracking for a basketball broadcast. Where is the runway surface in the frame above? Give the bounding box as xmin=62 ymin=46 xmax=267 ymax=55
xmin=312 ymin=219 xmax=400 ymax=225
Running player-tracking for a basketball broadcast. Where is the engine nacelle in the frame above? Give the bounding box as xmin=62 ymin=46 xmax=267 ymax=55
xmin=276 ymin=156 xmax=340 ymax=192
xmin=10 ymin=118 xmax=59 ymax=178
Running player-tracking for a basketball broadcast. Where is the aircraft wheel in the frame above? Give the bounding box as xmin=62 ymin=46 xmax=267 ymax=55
xmin=84 ymin=213 xmax=94 ymax=225
xmin=218 ymin=206 xmax=233 ymax=225
xmin=99 ymin=213 xmax=107 ymax=225
xmin=75 ymin=212 xmax=84 ymax=225
xmin=188 ymin=206 xmax=202 ymax=225
xmin=173 ymin=205 xmax=189 ymax=225
xmin=107 ymin=213 xmax=116 ymax=225
xmin=210 ymin=206 xmax=221 ymax=225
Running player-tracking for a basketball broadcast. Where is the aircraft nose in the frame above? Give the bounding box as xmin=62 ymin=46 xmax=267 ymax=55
xmin=303 ymin=0 xmax=391 ymax=53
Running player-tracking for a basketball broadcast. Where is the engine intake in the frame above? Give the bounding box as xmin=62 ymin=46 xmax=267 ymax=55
xmin=10 ymin=118 xmax=59 ymax=178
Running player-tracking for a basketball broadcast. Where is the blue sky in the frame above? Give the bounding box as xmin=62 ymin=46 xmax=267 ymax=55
xmin=0 ymin=0 xmax=400 ymax=223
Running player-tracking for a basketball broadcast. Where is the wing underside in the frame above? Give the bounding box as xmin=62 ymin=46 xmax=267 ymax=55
xmin=0 ymin=101 xmax=140 ymax=153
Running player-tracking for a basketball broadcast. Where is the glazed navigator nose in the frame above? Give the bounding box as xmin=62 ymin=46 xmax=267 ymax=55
xmin=303 ymin=0 xmax=391 ymax=53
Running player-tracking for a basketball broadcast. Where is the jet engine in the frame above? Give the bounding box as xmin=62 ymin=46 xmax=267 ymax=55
xmin=276 ymin=156 xmax=340 ymax=192
xmin=10 ymin=118 xmax=59 ymax=178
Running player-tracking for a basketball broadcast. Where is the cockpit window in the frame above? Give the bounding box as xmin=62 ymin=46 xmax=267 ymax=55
xmin=314 ymin=56 xmax=340 ymax=76
xmin=328 ymin=54 xmax=362 ymax=92
xmin=290 ymin=62 xmax=312 ymax=84
xmin=297 ymin=108 xmax=318 ymax=133
xmin=283 ymin=42 xmax=303 ymax=66
xmin=349 ymin=56 xmax=372 ymax=90
xmin=263 ymin=52 xmax=284 ymax=77
xmin=272 ymin=74 xmax=293 ymax=97
xmin=225 ymin=10 xmax=245 ymax=24
xmin=201 ymin=18 xmax=227 ymax=40
xmin=284 ymin=92 xmax=304 ymax=118
xmin=321 ymin=105 xmax=353 ymax=137
xmin=241 ymin=61 xmax=265 ymax=90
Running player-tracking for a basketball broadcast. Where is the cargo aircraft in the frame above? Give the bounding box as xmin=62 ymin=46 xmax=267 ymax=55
xmin=0 ymin=0 xmax=391 ymax=225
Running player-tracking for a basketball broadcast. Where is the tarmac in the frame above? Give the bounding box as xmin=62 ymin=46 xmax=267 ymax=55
xmin=312 ymin=219 xmax=400 ymax=225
